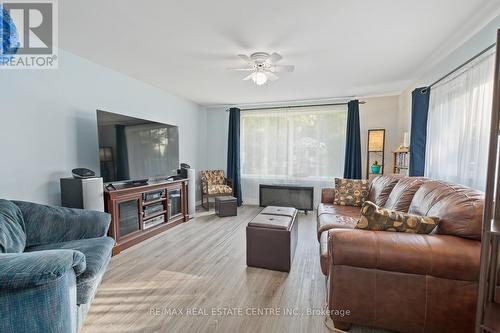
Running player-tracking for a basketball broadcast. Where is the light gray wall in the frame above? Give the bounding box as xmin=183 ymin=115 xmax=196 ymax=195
xmin=0 ymin=50 xmax=207 ymax=205
xmin=398 ymin=14 xmax=500 ymax=135
xmin=204 ymin=107 xmax=229 ymax=171
xmin=359 ymin=96 xmax=401 ymax=179
xmin=416 ymin=14 xmax=500 ymax=87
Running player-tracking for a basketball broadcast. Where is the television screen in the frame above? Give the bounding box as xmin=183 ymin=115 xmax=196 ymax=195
xmin=96 ymin=110 xmax=179 ymax=183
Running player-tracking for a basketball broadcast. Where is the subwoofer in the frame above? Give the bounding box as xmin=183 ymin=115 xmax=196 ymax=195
xmin=60 ymin=177 xmax=104 ymax=212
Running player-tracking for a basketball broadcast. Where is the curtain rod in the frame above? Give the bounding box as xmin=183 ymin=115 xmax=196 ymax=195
xmin=429 ymin=43 xmax=496 ymax=88
xmin=226 ymin=101 xmax=366 ymax=112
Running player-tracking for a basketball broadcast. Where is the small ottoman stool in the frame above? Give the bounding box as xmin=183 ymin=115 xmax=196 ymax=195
xmin=246 ymin=206 xmax=298 ymax=272
xmin=215 ymin=196 xmax=237 ymax=217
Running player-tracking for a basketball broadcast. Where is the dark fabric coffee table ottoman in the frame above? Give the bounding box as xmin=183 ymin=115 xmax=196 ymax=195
xmin=215 ymin=196 xmax=237 ymax=217
xmin=246 ymin=206 xmax=298 ymax=272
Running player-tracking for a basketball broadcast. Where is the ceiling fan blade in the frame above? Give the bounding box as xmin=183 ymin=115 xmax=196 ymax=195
xmin=271 ymin=65 xmax=295 ymax=72
xmin=265 ymin=71 xmax=279 ymax=81
xmin=265 ymin=52 xmax=282 ymax=64
xmin=243 ymin=73 xmax=254 ymax=81
xmin=238 ymin=54 xmax=253 ymax=64
xmin=227 ymin=67 xmax=254 ymax=71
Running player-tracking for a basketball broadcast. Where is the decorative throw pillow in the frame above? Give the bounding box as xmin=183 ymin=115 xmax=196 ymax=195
xmin=356 ymin=201 xmax=439 ymax=234
xmin=333 ymin=178 xmax=370 ymax=207
xmin=0 ymin=199 xmax=27 ymax=253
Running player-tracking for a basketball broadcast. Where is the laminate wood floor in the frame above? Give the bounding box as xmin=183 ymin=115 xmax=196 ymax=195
xmin=82 ymin=205 xmax=387 ymax=333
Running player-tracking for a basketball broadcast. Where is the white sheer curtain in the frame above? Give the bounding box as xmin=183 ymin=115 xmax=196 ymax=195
xmin=425 ymin=50 xmax=495 ymax=190
xmin=240 ymin=105 xmax=347 ymax=205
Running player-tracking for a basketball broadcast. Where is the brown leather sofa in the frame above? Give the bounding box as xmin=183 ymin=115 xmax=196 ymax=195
xmin=317 ymin=175 xmax=486 ymax=333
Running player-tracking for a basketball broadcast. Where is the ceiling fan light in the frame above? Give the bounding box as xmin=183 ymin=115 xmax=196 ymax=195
xmin=252 ymin=72 xmax=268 ymax=85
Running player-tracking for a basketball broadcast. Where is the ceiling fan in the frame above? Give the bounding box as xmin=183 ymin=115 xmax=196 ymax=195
xmin=228 ymin=52 xmax=295 ymax=86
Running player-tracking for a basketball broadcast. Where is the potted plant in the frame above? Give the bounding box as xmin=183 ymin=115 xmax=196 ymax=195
xmin=371 ymin=161 xmax=381 ymax=174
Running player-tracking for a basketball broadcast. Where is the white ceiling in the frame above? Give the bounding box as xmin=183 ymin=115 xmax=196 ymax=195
xmin=60 ymin=0 xmax=500 ymax=106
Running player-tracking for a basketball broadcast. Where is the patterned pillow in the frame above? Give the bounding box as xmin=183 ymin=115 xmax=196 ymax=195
xmin=356 ymin=201 xmax=439 ymax=234
xmin=333 ymin=178 xmax=370 ymax=207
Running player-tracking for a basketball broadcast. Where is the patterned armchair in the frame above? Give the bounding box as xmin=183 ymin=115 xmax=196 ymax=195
xmin=200 ymin=170 xmax=234 ymax=210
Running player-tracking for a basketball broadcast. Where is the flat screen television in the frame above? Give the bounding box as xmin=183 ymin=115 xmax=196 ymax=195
xmin=96 ymin=110 xmax=179 ymax=183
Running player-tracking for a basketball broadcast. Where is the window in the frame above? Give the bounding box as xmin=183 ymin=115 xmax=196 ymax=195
xmin=240 ymin=105 xmax=347 ymax=204
xmin=425 ymin=50 xmax=495 ymax=190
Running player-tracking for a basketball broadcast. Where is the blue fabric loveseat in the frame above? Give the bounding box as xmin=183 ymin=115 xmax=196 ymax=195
xmin=0 ymin=199 xmax=115 ymax=333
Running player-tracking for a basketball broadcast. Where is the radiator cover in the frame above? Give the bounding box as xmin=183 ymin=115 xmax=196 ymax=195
xmin=259 ymin=184 xmax=314 ymax=211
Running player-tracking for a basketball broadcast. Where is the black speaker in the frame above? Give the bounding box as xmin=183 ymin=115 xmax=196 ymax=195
xmin=177 ymin=163 xmax=190 ymax=179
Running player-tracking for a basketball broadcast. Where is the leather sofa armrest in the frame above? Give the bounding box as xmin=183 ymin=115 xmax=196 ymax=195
xmin=0 ymin=250 xmax=86 ymax=289
xmin=328 ymin=229 xmax=481 ymax=281
xmin=321 ymin=188 xmax=335 ymax=204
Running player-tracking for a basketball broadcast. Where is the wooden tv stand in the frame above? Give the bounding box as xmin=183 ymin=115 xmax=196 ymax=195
xmin=104 ymin=179 xmax=189 ymax=255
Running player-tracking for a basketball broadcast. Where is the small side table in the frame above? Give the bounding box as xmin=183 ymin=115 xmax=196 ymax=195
xmin=215 ymin=196 xmax=237 ymax=217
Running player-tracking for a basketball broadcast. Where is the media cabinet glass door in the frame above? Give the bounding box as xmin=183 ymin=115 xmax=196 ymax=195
xmin=167 ymin=187 xmax=182 ymax=220
xmin=117 ymin=195 xmax=142 ymax=239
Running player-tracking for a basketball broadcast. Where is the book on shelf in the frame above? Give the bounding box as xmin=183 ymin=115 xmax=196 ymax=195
xmin=396 ymin=152 xmax=409 ymax=168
